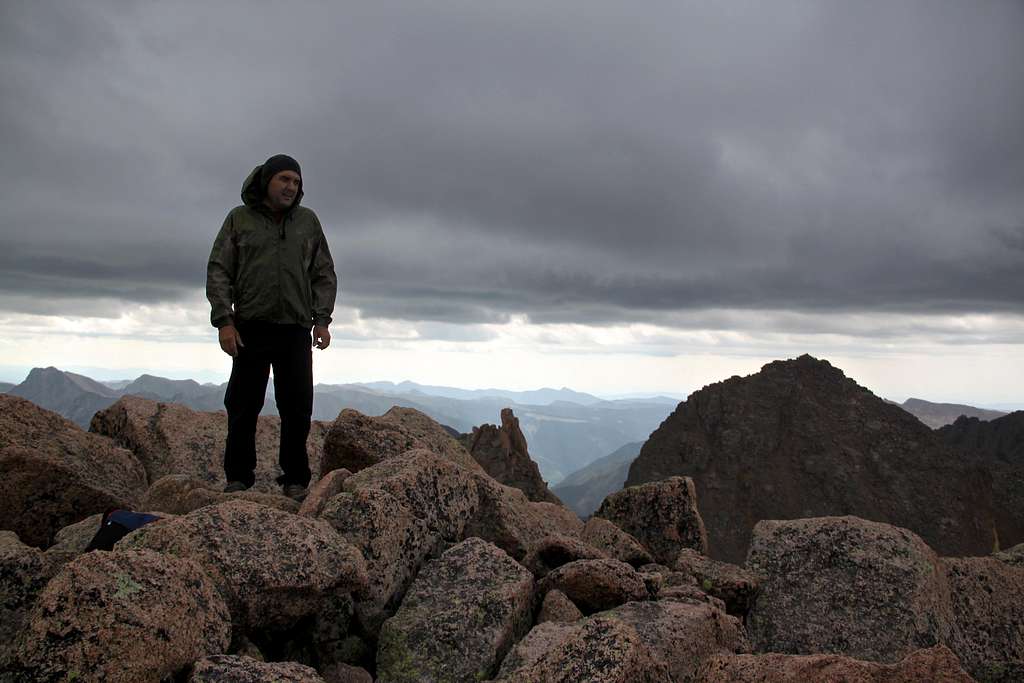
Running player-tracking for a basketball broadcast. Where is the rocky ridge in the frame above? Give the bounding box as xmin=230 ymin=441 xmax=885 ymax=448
xmin=463 ymin=407 xmax=562 ymax=504
xmin=939 ymin=411 xmax=1024 ymax=552
xmin=91 ymin=395 xmax=330 ymax=492
xmin=626 ymin=355 xmax=999 ymax=563
xmin=552 ymin=440 xmax=642 ymax=517
xmin=1 ymin=366 xmax=1021 ymax=681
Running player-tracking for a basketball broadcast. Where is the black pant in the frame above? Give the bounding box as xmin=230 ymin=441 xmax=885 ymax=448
xmin=223 ymin=321 xmax=313 ymax=488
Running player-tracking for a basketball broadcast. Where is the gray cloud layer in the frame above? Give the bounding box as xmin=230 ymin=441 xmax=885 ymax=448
xmin=1 ymin=1 xmax=1022 ymax=329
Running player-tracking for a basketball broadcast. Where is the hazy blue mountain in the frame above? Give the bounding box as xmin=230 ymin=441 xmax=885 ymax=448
xmin=121 ymin=374 xmax=210 ymax=402
xmin=599 ymin=393 xmax=683 ymax=403
xmin=0 ymin=382 xmax=13 ymax=393
xmin=349 ymin=380 xmax=605 ymax=406
xmin=9 ymin=367 xmax=672 ymax=484
xmin=314 ymin=386 xmax=670 ymax=482
xmin=552 ymin=441 xmax=643 ymax=518
xmin=9 ymin=366 xmax=120 ymax=427
xmin=899 ymin=397 xmax=1006 ymax=429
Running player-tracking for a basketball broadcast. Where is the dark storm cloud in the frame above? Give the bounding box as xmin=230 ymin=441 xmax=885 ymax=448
xmin=1 ymin=1 xmax=1022 ymax=331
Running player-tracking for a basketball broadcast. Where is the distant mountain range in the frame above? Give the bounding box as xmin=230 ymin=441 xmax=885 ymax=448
xmin=2 ymin=366 xmax=1012 ymax=493
xmin=6 ymin=368 xmax=122 ymax=428
xmin=895 ymin=397 xmax=1005 ymax=429
xmin=3 ymin=367 xmax=676 ymax=485
xmin=552 ymin=441 xmax=643 ymax=518
xmin=354 ymin=380 xmax=607 ymax=406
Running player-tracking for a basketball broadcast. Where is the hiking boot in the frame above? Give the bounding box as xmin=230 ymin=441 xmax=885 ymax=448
xmin=224 ymin=481 xmax=248 ymax=493
xmin=282 ymin=484 xmax=308 ymax=502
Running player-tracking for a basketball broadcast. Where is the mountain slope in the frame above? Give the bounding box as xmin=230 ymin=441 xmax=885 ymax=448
xmin=938 ymin=411 xmax=1024 ymax=550
xmin=9 ymin=367 xmax=120 ymax=428
xmin=552 ymin=441 xmax=642 ymax=517
xmin=899 ymin=397 xmax=1005 ymax=429
xmin=626 ymin=354 xmax=996 ymax=563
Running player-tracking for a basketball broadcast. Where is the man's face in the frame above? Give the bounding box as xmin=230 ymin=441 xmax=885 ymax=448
xmin=264 ymin=170 xmax=300 ymax=211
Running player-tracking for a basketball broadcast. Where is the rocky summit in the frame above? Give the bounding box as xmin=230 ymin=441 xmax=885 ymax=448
xmin=939 ymin=411 xmax=1024 ymax=554
xmin=463 ymin=407 xmax=563 ymax=504
xmin=626 ymin=354 xmax=998 ymax=563
xmin=91 ymin=395 xmax=330 ymax=492
xmin=2 ymin=364 xmax=1022 ymax=681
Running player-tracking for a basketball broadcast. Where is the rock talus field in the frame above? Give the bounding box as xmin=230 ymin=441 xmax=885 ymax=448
xmin=1 ymin=359 xmax=1020 ymax=681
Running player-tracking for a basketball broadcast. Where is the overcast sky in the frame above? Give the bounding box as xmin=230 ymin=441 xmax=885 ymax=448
xmin=1 ymin=1 xmax=1022 ymax=404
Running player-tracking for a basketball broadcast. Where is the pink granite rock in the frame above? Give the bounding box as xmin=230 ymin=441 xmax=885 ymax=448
xmin=299 ymin=467 xmax=352 ymax=517
xmin=606 ymin=600 xmax=749 ymax=682
xmin=0 ymin=532 xmax=64 ymax=667
xmin=0 ymin=395 xmax=147 ymax=548
xmin=91 ymin=395 xmax=329 ymax=491
xmin=377 ymin=537 xmax=535 ymax=682
xmin=537 ymin=588 xmax=584 ymax=624
xmin=943 ymin=556 xmax=1024 ymax=680
xmin=697 ymin=645 xmax=974 ymax=682
xmin=189 ymin=654 xmax=325 ymax=682
xmin=522 ymin=533 xmax=608 ymax=578
xmin=674 ymin=547 xmax=760 ymax=617
xmin=342 ymin=448 xmax=481 ymax=541
xmin=465 ymin=475 xmax=584 ymax=561
xmin=657 ymin=583 xmax=729 ymax=612
xmin=500 ymin=598 xmax=746 ymax=682
xmin=141 ymin=473 xmax=299 ymax=515
xmin=321 ymin=662 xmax=374 ymax=683
xmin=319 ymin=487 xmax=437 ymax=634
xmin=13 ymin=549 xmax=231 ymax=683
xmin=119 ymin=499 xmax=367 ymax=631
xmin=46 ymin=512 xmax=105 ymax=558
xmin=582 ymin=516 xmax=654 ymax=567
xmin=746 ymin=516 xmax=952 ymax=662
xmin=594 ymin=476 xmax=708 ymax=564
xmin=541 ymin=558 xmax=648 ymax=614
xmin=495 ymin=615 xmax=672 ymax=682
xmin=321 ymin=406 xmax=481 ymax=476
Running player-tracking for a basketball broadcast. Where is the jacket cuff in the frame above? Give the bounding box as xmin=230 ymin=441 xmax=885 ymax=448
xmin=212 ymin=315 xmax=234 ymax=329
xmin=313 ymin=317 xmax=331 ymax=328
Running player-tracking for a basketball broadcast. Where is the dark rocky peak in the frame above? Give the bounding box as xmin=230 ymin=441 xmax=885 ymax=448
xmin=465 ymin=408 xmax=563 ymax=505
xmin=626 ymin=354 xmax=996 ymax=563
xmin=939 ymin=410 xmax=1024 ymax=556
xmin=670 ymin=355 xmax=932 ymax=456
xmin=939 ymin=411 xmax=1024 ymax=463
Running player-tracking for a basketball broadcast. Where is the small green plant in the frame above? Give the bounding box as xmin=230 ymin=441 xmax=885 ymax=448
xmin=702 ymin=578 xmax=714 ymax=591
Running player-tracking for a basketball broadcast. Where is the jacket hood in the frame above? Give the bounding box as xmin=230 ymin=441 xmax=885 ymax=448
xmin=240 ymin=164 xmax=304 ymax=210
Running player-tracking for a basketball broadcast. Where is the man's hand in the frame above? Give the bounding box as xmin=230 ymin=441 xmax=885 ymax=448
xmin=218 ymin=325 xmax=244 ymax=357
xmin=313 ymin=324 xmax=331 ymax=350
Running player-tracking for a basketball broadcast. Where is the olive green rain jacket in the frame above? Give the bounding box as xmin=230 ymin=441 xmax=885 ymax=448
xmin=206 ymin=165 xmax=337 ymax=330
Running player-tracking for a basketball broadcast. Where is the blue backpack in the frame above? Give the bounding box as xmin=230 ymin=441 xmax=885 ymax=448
xmin=84 ymin=509 xmax=162 ymax=551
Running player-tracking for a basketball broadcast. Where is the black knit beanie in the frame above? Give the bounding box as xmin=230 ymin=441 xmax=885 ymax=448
xmin=259 ymin=154 xmax=302 ymax=190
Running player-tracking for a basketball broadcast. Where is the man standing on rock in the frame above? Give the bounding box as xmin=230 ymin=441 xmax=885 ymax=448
xmin=206 ymin=154 xmax=337 ymax=501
